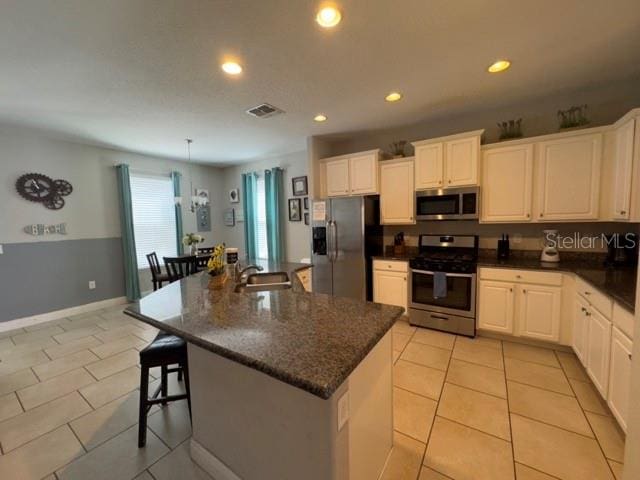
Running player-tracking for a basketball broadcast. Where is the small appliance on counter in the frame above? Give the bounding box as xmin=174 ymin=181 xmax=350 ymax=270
xmin=497 ymin=234 xmax=510 ymax=259
xmin=225 ymin=247 xmax=239 ymax=264
xmin=605 ymin=233 xmax=639 ymax=266
xmin=540 ymin=229 xmax=560 ymax=263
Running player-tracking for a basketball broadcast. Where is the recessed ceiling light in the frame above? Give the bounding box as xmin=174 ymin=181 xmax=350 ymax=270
xmin=385 ymin=92 xmax=402 ymax=102
xmin=316 ymin=6 xmax=342 ymax=28
xmin=487 ymin=60 xmax=511 ymax=73
xmin=221 ymin=61 xmax=242 ymax=75
xmin=314 ymin=114 xmax=328 ymax=122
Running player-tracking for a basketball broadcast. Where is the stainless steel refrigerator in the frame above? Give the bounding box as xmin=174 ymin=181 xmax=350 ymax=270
xmin=311 ymin=196 xmax=383 ymax=300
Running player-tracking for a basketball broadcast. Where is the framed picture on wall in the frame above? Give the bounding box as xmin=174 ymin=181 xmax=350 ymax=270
xmin=229 ymin=188 xmax=239 ymax=203
xmin=304 ymin=212 xmax=309 ymax=225
xmin=303 ymin=197 xmax=309 ymax=210
xmin=288 ymin=198 xmax=302 ymax=221
xmin=292 ymin=176 xmax=308 ymax=196
xmin=223 ymin=208 xmax=235 ymax=226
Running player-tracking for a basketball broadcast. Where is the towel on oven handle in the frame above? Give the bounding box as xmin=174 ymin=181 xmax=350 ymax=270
xmin=433 ymin=271 xmax=447 ymax=299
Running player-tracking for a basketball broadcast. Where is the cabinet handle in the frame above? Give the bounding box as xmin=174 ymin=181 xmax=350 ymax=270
xmin=581 ymin=307 xmax=587 ymax=312
xmin=509 ymin=288 xmax=513 ymax=292
xmin=584 ymin=291 xmax=591 ymax=296
xmin=448 ymin=179 xmax=452 ymax=184
xmin=403 ymin=277 xmax=407 ymax=281
xmin=585 ymin=311 xmax=591 ymax=316
xmin=526 ymin=213 xmax=530 ymax=218
xmin=621 ymin=210 xmax=627 ymax=215
xmin=523 ymin=289 xmax=527 ymax=294
xmin=540 ymin=213 xmax=544 ymax=218
xmin=516 ymin=275 xmax=522 ymax=279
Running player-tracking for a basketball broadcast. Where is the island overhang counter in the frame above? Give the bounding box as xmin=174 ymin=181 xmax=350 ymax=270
xmin=125 ymin=261 xmax=403 ymax=480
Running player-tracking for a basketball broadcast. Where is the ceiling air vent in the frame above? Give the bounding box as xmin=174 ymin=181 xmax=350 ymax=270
xmin=246 ymin=103 xmax=285 ymax=119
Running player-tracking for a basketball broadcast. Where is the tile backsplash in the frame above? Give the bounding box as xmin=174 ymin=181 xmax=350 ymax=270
xmin=384 ymin=221 xmax=640 ymax=252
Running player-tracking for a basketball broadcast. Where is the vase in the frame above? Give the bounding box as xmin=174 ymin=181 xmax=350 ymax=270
xmin=190 ymin=244 xmax=198 ymax=256
xmin=208 ymin=271 xmax=228 ymax=290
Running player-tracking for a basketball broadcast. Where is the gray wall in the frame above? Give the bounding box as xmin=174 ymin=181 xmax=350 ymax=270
xmin=0 ymin=239 xmax=124 ymax=322
xmin=321 ymin=75 xmax=640 ymax=157
xmin=0 ymin=125 xmax=226 ymax=321
xmin=219 ymin=150 xmax=311 ymax=262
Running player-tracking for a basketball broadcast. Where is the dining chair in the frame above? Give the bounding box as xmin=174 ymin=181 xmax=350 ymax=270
xmin=163 ymin=256 xmax=198 ymax=282
xmin=146 ymin=252 xmax=170 ymax=291
xmin=196 ymin=247 xmax=214 ymax=269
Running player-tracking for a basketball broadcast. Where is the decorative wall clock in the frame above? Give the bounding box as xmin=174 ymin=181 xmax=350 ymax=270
xmin=15 ymin=173 xmax=73 ymax=210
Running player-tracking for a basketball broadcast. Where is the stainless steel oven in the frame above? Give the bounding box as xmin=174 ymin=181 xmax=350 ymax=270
xmin=408 ymin=270 xmax=477 ymax=337
xmin=415 ymin=187 xmax=479 ymax=220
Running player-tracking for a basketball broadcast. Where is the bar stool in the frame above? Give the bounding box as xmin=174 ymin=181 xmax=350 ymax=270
xmin=138 ymin=332 xmax=192 ymax=447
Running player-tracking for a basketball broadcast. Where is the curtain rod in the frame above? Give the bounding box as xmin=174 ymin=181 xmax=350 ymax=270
xmin=128 ymin=168 xmax=174 ymax=177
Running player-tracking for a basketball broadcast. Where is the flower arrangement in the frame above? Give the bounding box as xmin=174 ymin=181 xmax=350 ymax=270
xmin=206 ymin=243 xmax=226 ymax=277
xmin=182 ymin=233 xmax=204 ymax=246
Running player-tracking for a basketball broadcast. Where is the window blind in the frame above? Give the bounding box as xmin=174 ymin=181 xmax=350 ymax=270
xmin=130 ymin=173 xmax=178 ymax=269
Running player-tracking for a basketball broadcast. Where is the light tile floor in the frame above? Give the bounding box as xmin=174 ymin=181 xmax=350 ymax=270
xmin=0 ymin=309 xmax=626 ymax=480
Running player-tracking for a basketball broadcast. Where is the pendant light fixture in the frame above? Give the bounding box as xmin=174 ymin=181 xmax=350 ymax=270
xmin=183 ymin=138 xmax=208 ymax=213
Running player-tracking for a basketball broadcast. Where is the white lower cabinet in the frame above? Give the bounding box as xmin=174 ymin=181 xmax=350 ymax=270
xmin=517 ymin=285 xmax=561 ymax=342
xmin=585 ymin=307 xmax=612 ymax=398
xmin=572 ymin=295 xmax=590 ymax=363
xmin=608 ymin=327 xmax=633 ymax=432
xmin=477 ymin=268 xmax=561 ymax=342
xmin=478 ymin=281 xmax=515 ymax=334
xmin=373 ymin=260 xmax=408 ymax=312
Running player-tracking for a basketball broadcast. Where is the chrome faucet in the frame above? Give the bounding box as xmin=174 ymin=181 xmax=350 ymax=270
xmin=234 ymin=263 xmax=264 ymax=282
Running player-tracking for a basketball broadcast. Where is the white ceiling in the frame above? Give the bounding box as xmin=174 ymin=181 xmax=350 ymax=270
xmin=1 ymin=0 xmax=639 ymax=165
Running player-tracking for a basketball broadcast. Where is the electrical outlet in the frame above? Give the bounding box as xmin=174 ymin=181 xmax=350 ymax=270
xmin=337 ymin=391 xmax=349 ymax=431
xmin=512 ymin=234 xmax=523 ymax=244
xmin=88 ymin=281 xmax=96 ymax=290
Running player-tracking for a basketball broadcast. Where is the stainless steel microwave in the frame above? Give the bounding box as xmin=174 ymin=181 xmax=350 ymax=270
xmin=415 ymin=187 xmax=479 ymax=220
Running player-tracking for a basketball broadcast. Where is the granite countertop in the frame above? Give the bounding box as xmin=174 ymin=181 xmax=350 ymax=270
xmin=477 ymin=254 xmax=637 ymax=313
xmin=124 ymin=259 xmax=403 ymax=400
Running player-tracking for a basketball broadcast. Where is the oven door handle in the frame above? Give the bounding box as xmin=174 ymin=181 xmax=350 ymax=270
xmin=411 ymin=269 xmax=475 ymax=278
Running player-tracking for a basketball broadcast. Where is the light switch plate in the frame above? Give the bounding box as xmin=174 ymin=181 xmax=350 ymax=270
xmin=0 ymin=244 xmax=3 ymax=254
xmin=337 ymin=391 xmax=349 ymax=431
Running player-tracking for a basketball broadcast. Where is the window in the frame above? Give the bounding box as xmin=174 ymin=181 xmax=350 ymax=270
xmin=130 ymin=173 xmax=177 ymax=269
xmin=255 ymin=175 xmax=269 ymax=259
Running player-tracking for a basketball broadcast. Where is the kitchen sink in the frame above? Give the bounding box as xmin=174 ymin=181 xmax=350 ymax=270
xmin=234 ymin=283 xmax=292 ymax=293
xmin=246 ymin=272 xmax=290 ymax=285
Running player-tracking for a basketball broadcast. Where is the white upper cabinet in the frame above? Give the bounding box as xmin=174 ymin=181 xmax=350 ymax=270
xmin=481 ymin=144 xmax=534 ymax=222
xmin=412 ymin=130 xmax=483 ymax=190
xmin=414 ymin=143 xmax=444 ymax=189
xmin=323 ymin=150 xmax=380 ymax=197
xmin=535 ymin=133 xmax=602 ymax=221
xmin=349 ymin=153 xmax=379 ymax=195
xmin=446 ymin=136 xmax=480 ymax=187
xmin=517 ymin=284 xmax=561 ymax=342
xmin=380 ymin=158 xmax=415 ymax=225
xmin=325 ymin=158 xmax=350 ymax=197
xmin=612 ymin=118 xmax=635 ymax=220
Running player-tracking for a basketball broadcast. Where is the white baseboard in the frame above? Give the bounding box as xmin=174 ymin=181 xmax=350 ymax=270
xmin=0 ymin=296 xmax=128 ymax=333
xmin=190 ymin=439 xmax=242 ymax=480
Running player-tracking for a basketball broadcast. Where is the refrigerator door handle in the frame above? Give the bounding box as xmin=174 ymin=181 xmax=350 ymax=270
xmin=331 ymin=221 xmax=338 ymax=261
xmin=326 ymin=220 xmax=334 ymax=262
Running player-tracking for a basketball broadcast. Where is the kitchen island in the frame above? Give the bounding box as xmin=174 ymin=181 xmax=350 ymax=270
xmin=125 ymin=260 xmax=403 ymax=480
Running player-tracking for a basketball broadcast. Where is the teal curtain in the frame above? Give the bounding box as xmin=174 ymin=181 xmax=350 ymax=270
xmin=171 ymin=171 xmax=184 ymax=255
xmin=242 ymin=172 xmax=258 ymax=259
xmin=264 ymin=168 xmax=284 ymax=261
xmin=115 ymin=164 xmax=141 ymax=301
